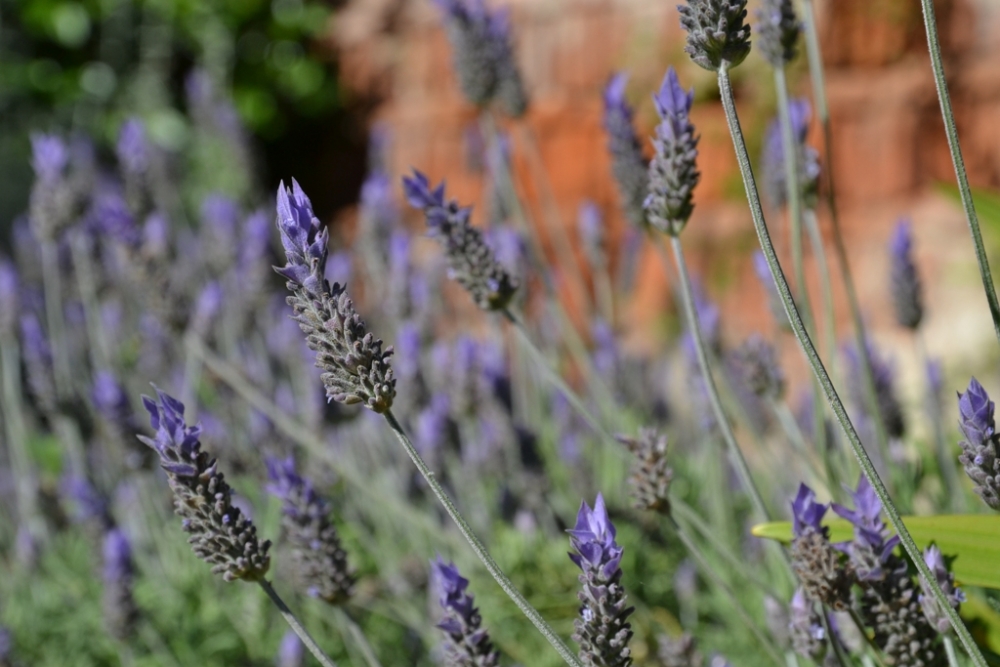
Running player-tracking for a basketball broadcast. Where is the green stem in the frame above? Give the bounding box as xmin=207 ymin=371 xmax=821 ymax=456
xmin=803 ymin=209 xmax=837 ymax=379
xmin=799 ymin=0 xmax=891 ymax=474
xmin=333 ymin=607 xmax=383 ymax=667
xmin=668 ymin=234 xmax=772 ymax=523
xmin=667 ymin=515 xmax=784 ymax=667
xmin=944 ymin=635 xmax=961 ymax=667
xmin=258 ymin=580 xmax=339 ymax=667
xmin=820 ymin=607 xmax=850 ymax=667
xmin=502 ymin=308 xmax=622 ymax=440
xmin=717 ymin=64 xmax=987 ymax=667
xmin=919 ymin=0 xmax=1000 ymax=347
xmin=382 ymin=410 xmax=583 ymax=667
xmin=774 ymin=66 xmax=814 ymax=336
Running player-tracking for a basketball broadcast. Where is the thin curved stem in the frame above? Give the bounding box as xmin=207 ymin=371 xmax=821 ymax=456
xmin=259 ymin=580 xmax=339 ymax=667
xmin=382 ymin=410 xmax=583 ymax=667
xmin=666 ymin=515 xmax=784 ymax=667
xmin=919 ymin=0 xmax=1000 ymax=347
xmin=333 ymin=607 xmax=383 ymax=667
xmin=820 ymin=606 xmax=850 ymax=667
xmin=668 ymin=234 xmax=772 ymax=523
xmin=717 ymin=64 xmax=987 ymax=667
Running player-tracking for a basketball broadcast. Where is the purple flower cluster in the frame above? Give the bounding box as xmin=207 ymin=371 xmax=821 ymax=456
xmin=761 ymin=99 xmax=821 ymax=211
xmin=644 ymin=67 xmax=700 ymax=236
xmin=957 ymin=377 xmax=1000 ymax=508
xmin=568 ymin=494 xmax=634 ymax=667
xmin=888 ymin=220 xmax=924 ymax=330
xmin=276 ymin=180 xmax=396 ymax=413
xmin=265 ymin=456 xmax=354 ymax=605
xmin=138 ymin=387 xmax=271 ymax=582
xmin=677 ymin=0 xmax=752 ymax=71
xmin=603 ymin=73 xmax=649 ymax=231
xmin=403 ymin=171 xmax=518 ymax=312
xmin=431 ymin=557 xmax=500 ymax=667
xmin=434 ymin=0 xmax=528 ymax=117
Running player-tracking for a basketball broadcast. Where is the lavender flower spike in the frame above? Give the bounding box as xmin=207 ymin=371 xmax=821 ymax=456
xmin=434 ymin=0 xmax=528 ymax=117
xmin=432 ymin=556 xmax=500 ymax=667
xmin=616 ymin=429 xmax=673 ymax=514
xmin=732 ymin=334 xmax=784 ymax=399
xmin=603 ymin=73 xmax=649 ymax=231
xmin=275 ymin=179 xmax=396 ymax=413
xmin=957 ymin=377 xmax=1000 ymax=509
xmin=755 ymin=0 xmax=800 ymax=67
xmin=102 ymin=528 xmax=139 ymax=641
xmin=889 ymin=220 xmax=924 ymax=330
xmin=137 ymin=387 xmax=271 ymax=581
xmin=568 ymin=494 xmax=634 ymax=667
xmin=403 ymin=170 xmax=518 ymax=311
xmin=644 ymin=67 xmax=699 ymax=236
xmin=919 ymin=545 xmax=965 ymax=634
xmin=788 ymin=588 xmax=825 ymax=661
xmin=265 ymin=457 xmax=354 ymax=605
xmin=677 ymin=0 xmax=752 ymax=71
xmin=789 ymin=484 xmax=852 ymax=610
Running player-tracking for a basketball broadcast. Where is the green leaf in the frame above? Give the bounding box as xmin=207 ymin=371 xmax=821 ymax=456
xmin=751 ymin=514 xmax=1000 ymax=589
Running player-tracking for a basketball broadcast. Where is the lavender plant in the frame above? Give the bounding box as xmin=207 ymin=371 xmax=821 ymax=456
xmin=567 ymin=494 xmax=633 ymax=667
xmin=603 ymin=73 xmax=649 ymax=231
xmin=431 ymin=557 xmax=501 ymax=667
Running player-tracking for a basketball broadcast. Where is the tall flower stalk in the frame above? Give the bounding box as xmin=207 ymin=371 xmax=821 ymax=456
xmin=918 ymin=0 xmax=1000 ymax=347
xmin=644 ymin=65 xmax=772 ymax=525
xmin=694 ymin=17 xmax=987 ymax=661
xmin=275 ymin=180 xmax=582 ymax=667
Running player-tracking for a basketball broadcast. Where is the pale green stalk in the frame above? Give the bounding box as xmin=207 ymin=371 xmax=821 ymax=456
xmin=919 ymin=0 xmax=1000 ymax=346
xmin=382 ymin=410 xmax=584 ymax=667
xmin=717 ymin=64 xmax=987 ymax=667
xmin=774 ymin=66 xmax=814 ymax=335
xmin=668 ymin=235 xmax=772 ymax=523
xmin=915 ymin=330 xmax=963 ymax=510
xmin=259 ymin=580 xmax=339 ymax=667
xmin=803 ymin=209 xmax=836 ymax=377
xmin=798 ymin=0 xmax=891 ymax=472
xmin=667 ymin=515 xmax=784 ymax=666
xmin=820 ymin=610 xmax=850 ymax=667
xmin=69 ymin=230 xmax=112 ymax=371
xmin=332 ymin=607 xmax=383 ymax=667
xmin=0 ymin=340 xmax=46 ymax=542
xmin=944 ymin=636 xmax=961 ymax=667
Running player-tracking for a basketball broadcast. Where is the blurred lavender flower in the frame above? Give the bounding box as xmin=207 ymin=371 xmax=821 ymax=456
xmin=276 ymin=179 xmax=396 ymax=413
xmin=889 ymin=220 xmax=923 ymax=330
xmin=616 ymin=428 xmax=673 ymax=514
xmin=190 ymin=281 xmax=224 ymax=336
xmin=789 ymin=484 xmax=851 ymax=610
xmin=957 ymin=377 xmax=1000 ymax=509
xmin=90 ymin=189 xmax=139 ymax=246
xmin=568 ymin=494 xmax=634 ymax=667
xmin=761 ymin=100 xmax=820 ymax=210
xmin=102 ymin=528 xmax=139 ymax=641
xmin=677 ymin=0 xmax=751 ymax=70
xmin=486 ymin=226 xmax=528 ymax=281
xmin=266 ymin=456 xmax=354 ymax=604
xmin=603 ymin=73 xmax=648 ymax=231
xmin=788 ymin=588 xmax=825 ymax=660
xmin=29 ymin=133 xmax=76 ymax=240
xmin=201 ymin=194 xmax=240 ymax=267
xmin=553 ymin=391 xmax=584 ymax=463
xmin=277 ymin=629 xmax=304 ymax=667
xmin=138 ymin=387 xmax=271 ymax=581
xmin=0 ymin=626 xmax=10 ymax=666
xmin=658 ymin=633 xmax=702 ymax=667
xmin=755 ymin=0 xmax=800 ymax=67
xmin=116 ymin=118 xmax=149 ymax=177
xmin=0 ymin=258 xmax=19 ymax=338
xmin=834 ymin=476 xmax=943 ymax=664
xmin=19 ymin=314 xmax=56 ymax=414
xmin=844 ymin=339 xmax=906 ymax=440
xmin=431 ymin=556 xmax=500 ymax=667
xmin=578 ymin=201 xmax=605 ymax=268
xmin=30 ymin=134 xmax=68 ymax=183
xmin=403 ymin=171 xmax=518 ymax=311
xmin=918 ymin=545 xmax=965 ymax=634
xmin=415 ymin=394 xmax=453 ymax=458
xmin=731 ymin=334 xmax=784 ymax=399
xmin=434 ymin=0 xmax=528 ymax=117
xmin=644 ymin=67 xmax=700 ymax=236
xmin=63 ymin=475 xmax=111 ymax=528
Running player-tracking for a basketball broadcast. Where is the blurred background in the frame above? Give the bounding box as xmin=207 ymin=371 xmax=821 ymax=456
xmin=4 ymin=0 xmax=1000 ymax=378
